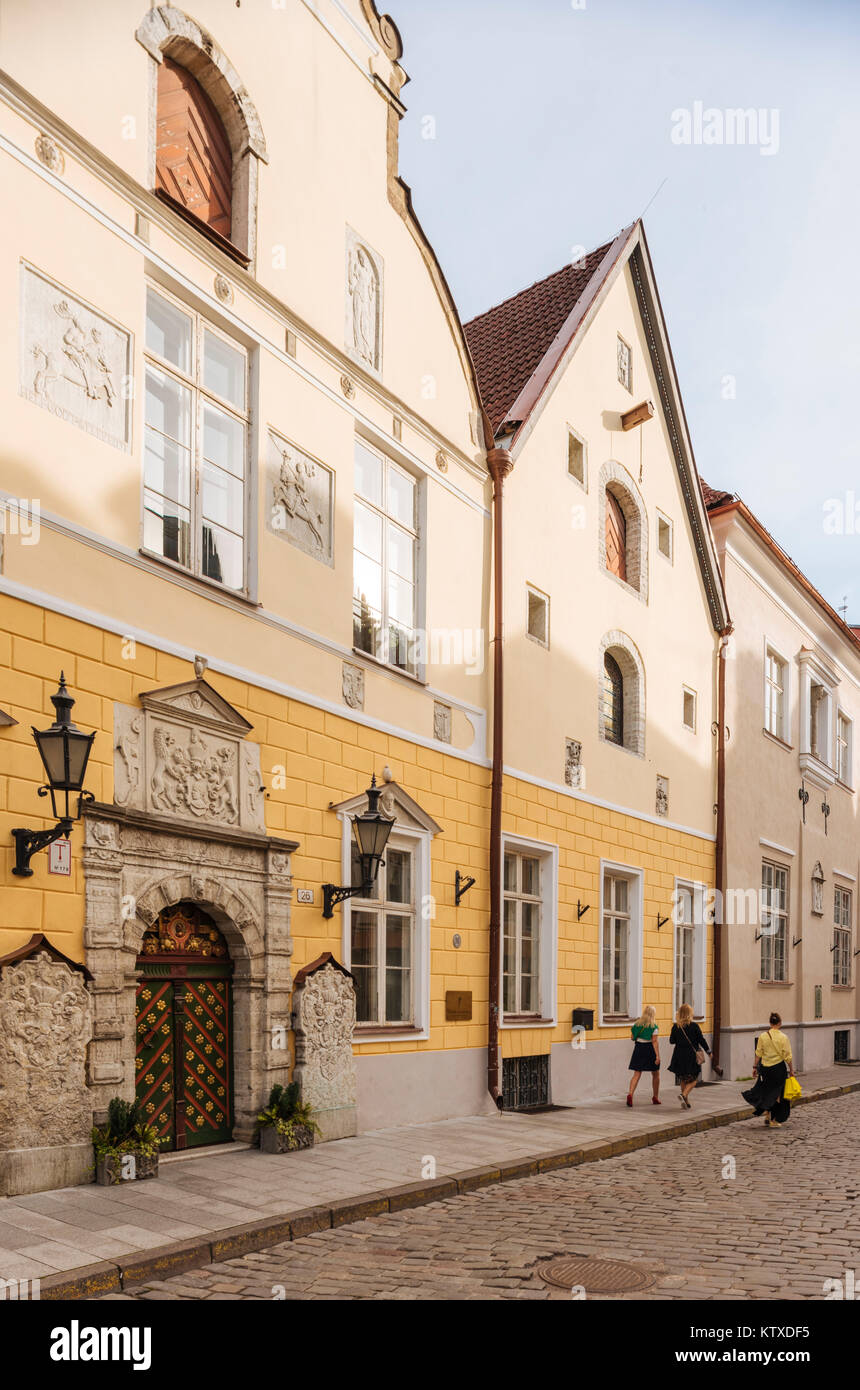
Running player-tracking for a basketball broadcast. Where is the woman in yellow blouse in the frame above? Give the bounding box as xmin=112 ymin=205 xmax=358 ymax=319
xmin=741 ymin=1012 xmax=795 ymax=1127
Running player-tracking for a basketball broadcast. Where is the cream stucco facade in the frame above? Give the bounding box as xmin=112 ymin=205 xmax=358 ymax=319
xmin=709 ymin=501 xmax=860 ymax=1076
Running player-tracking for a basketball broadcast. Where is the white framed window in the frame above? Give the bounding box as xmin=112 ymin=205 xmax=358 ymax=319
xmin=337 ymin=783 xmax=438 ymax=1041
xmin=353 ymin=438 xmax=419 ymax=674
xmin=674 ymin=880 xmax=707 ymax=1018
xmin=600 ymin=861 xmax=643 ymax=1021
xmin=501 ymin=834 xmax=558 ymax=1027
xmin=798 ymin=649 xmax=837 ymax=785
xmin=657 ymin=511 xmax=673 ymax=562
xmin=567 ymin=427 xmax=587 ymax=488
xmin=526 ymin=585 xmax=550 ymax=647
xmin=837 ymin=710 xmax=852 ymax=785
xmin=834 ymin=886 xmax=852 ymax=987
xmin=143 ymin=284 xmax=249 ymax=593
xmin=349 ymin=839 xmax=415 ymax=1027
xmin=761 ymin=860 xmax=788 ymax=983
xmin=683 ymin=686 xmax=697 ymax=732
xmin=617 ymin=334 xmax=632 ymax=392
xmin=763 ymin=645 xmax=788 ymax=742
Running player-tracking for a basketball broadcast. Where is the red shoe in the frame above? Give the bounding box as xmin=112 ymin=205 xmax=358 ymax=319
xmin=626 ymin=1094 xmax=633 ymax=1107
xmin=652 ymin=1096 xmax=662 ymax=1105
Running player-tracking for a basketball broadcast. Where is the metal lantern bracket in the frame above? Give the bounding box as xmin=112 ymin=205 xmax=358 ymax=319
xmin=656 ymin=913 xmax=670 ymax=930
xmin=792 ymin=936 xmax=803 ymax=948
xmin=576 ymin=900 xmax=590 ymax=921
xmin=11 ymin=674 xmax=95 ymax=877
xmin=454 ymin=870 xmax=476 ymax=906
xmin=321 ymin=775 xmax=394 ymax=919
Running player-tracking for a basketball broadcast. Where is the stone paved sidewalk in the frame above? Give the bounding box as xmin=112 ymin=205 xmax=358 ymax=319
xmin=1 ymin=1063 xmax=857 ymax=1297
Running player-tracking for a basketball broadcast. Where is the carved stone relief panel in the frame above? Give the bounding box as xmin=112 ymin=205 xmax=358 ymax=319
xmin=656 ymin=774 xmax=669 ymax=818
xmin=345 ymin=227 xmax=383 ymax=372
xmin=113 ymin=677 xmax=266 ymax=833
xmin=0 ymin=949 xmax=93 ymax=1194
xmin=565 ymin=738 xmax=583 ymax=789
xmin=19 ymin=263 xmax=133 ymax=451
xmin=266 ymin=427 xmax=334 ymax=564
xmin=342 ymin=663 xmax=365 ymax=711
xmin=434 ymin=701 xmax=452 ymax=745
xmin=292 ymin=956 xmax=357 ymax=1142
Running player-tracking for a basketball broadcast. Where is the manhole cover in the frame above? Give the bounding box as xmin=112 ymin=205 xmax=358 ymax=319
xmin=537 ymin=1256 xmax=654 ymax=1294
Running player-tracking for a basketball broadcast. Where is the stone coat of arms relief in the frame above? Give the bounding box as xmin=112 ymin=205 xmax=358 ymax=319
xmin=293 ymin=956 xmax=357 ymax=1142
xmin=19 ymin=263 xmax=132 ymax=450
xmin=113 ymin=678 xmax=266 ymax=833
xmin=0 ymin=950 xmax=92 ymax=1153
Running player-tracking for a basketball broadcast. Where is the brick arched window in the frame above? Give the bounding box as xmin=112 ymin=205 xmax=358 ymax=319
xmin=156 ymin=57 xmax=233 ymax=240
xmin=598 ymin=631 xmax=646 ymax=757
xmin=605 ymin=491 xmax=628 ymax=582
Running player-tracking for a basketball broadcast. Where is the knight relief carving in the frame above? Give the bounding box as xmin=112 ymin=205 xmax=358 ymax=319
xmin=0 ymin=953 xmax=92 ymax=1152
xmin=19 ymin=264 xmax=132 ymax=451
xmin=345 ymin=229 xmax=382 ymax=371
xmin=293 ymin=960 xmax=357 ymax=1141
xmin=267 ymin=428 xmax=333 ymax=564
xmin=113 ymin=678 xmax=266 ymax=833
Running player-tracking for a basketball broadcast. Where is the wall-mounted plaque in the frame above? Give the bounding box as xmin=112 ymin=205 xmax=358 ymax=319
xmin=19 ymin=263 xmax=132 ymax=451
xmin=266 ymin=427 xmax=334 ymax=565
xmin=445 ymin=990 xmax=472 ymax=1022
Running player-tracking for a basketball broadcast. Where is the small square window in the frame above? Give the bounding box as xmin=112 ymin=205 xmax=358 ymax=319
xmin=683 ymin=688 xmax=697 ymax=731
xmin=657 ymin=512 xmax=673 ymax=561
xmin=567 ymin=429 xmax=586 ymax=486
xmin=527 ymin=586 xmax=549 ymax=647
xmin=617 ymin=336 xmax=632 ymax=392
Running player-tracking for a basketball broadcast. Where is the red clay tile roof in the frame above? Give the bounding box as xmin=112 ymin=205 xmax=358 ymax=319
xmin=464 ymin=239 xmax=617 ymax=432
xmin=700 ymin=480 xmax=735 ymax=510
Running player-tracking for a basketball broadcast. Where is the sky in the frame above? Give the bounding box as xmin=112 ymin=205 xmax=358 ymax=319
xmin=393 ymin=0 xmax=860 ymax=620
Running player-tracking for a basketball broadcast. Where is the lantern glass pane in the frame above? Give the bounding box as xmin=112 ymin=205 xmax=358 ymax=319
xmin=35 ymin=730 xmax=67 ymax=785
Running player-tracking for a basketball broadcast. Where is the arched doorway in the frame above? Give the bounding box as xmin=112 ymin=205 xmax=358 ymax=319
xmin=135 ymin=902 xmax=234 ymax=1151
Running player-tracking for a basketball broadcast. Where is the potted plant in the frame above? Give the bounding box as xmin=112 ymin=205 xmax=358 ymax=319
xmin=92 ymin=1097 xmax=164 ymax=1185
xmin=256 ymin=1082 xmax=320 ymax=1154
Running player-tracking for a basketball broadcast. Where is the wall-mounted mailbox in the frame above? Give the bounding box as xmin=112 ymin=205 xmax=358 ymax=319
xmin=572 ymin=1007 xmax=594 ymax=1031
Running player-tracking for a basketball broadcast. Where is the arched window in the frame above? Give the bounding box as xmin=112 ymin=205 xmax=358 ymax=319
xmin=598 ymin=462 xmax=648 ymax=601
xmin=602 ymin=652 xmax=624 ymax=745
xmin=599 ymin=632 xmax=646 ymax=756
xmin=605 ymin=491 xmax=627 ymax=581
xmin=156 ymin=57 xmax=233 ymax=240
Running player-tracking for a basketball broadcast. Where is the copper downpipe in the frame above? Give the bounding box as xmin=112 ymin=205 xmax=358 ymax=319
xmin=711 ymin=623 xmax=733 ymax=1071
xmin=487 ymin=446 xmax=513 ymax=1109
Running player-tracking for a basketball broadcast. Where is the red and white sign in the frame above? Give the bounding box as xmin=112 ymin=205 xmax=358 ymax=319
xmin=48 ymin=839 xmax=71 ymax=876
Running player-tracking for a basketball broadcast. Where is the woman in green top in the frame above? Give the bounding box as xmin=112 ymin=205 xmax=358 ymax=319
xmin=627 ymin=1004 xmax=661 ymax=1106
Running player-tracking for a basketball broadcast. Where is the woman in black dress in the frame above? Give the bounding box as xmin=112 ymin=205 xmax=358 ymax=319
xmin=668 ymin=1003 xmax=711 ymax=1108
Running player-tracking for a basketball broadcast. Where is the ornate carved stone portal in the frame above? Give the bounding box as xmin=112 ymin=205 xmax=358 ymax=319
xmin=83 ymin=677 xmax=298 ymax=1146
xmin=292 ymin=954 xmax=357 ymax=1142
xmin=0 ymin=936 xmax=93 ymax=1196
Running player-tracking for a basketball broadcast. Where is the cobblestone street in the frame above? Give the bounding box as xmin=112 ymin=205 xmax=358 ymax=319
xmin=105 ymin=1092 xmax=860 ymax=1302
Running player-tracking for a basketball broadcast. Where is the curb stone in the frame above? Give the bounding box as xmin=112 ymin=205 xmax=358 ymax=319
xmin=38 ymin=1077 xmax=860 ymax=1300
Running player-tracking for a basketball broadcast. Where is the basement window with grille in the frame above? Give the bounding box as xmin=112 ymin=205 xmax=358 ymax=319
xmin=835 ymin=1029 xmax=850 ymax=1063
xmin=502 ymin=1054 xmax=549 ymax=1110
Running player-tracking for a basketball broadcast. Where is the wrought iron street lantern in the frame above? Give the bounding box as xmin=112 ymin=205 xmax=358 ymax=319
xmin=11 ymin=673 xmax=96 ymax=876
xmin=322 ymin=775 xmax=394 ymax=918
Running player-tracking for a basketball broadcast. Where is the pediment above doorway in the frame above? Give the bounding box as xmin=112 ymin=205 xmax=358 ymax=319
xmin=114 ymin=677 xmax=265 ymax=833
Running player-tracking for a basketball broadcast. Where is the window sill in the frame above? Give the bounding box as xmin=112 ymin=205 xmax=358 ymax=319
xmin=836 ymin=779 xmax=855 ymax=794
xmin=353 ymin=1025 xmax=426 ymax=1042
xmin=602 ymin=1014 xmax=634 ymax=1025
xmin=140 ymin=549 xmax=260 ymax=607
xmin=831 ymin=985 xmax=854 ymax=992
xmin=762 ymin=729 xmax=792 ymax=752
xmin=502 ymin=1014 xmax=554 ymax=1027
xmin=351 ymin=647 xmax=427 ymax=687
xmin=758 ymin=980 xmax=793 ymax=987
xmin=599 ymin=733 xmax=645 ymax=760
xmin=153 ymin=188 xmax=251 ymax=268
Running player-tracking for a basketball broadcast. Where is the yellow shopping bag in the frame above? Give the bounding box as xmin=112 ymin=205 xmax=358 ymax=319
xmin=784 ymin=1075 xmax=802 ymax=1103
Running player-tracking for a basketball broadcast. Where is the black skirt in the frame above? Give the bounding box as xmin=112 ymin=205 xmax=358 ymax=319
xmin=742 ymin=1061 xmax=790 ymax=1123
xmin=629 ymin=1039 xmax=659 ymax=1072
